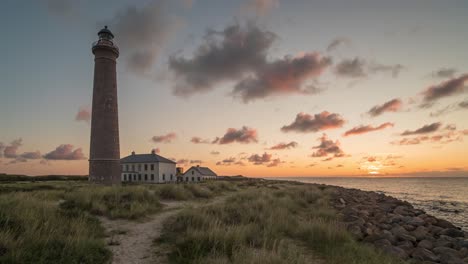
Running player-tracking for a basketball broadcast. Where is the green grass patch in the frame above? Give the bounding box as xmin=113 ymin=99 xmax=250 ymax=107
xmin=160 ymin=183 xmax=404 ymax=264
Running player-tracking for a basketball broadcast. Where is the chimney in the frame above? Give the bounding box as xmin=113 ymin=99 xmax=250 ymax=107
xmin=151 ymin=149 xmax=156 ymax=155
xmin=197 ymin=165 xmax=200 ymax=167
xmin=131 ymin=151 xmax=135 ymax=155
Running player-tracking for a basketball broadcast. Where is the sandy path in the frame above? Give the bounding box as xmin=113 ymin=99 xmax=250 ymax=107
xmin=99 ymin=201 xmax=185 ymax=264
xmin=99 ymin=197 xmax=228 ymax=264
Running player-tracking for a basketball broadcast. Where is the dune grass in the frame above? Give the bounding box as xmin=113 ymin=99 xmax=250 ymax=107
xmin=0 ymin=192 xmax=110 ymax=264
xmin=160 ymin=181 xmax=404 ymax=264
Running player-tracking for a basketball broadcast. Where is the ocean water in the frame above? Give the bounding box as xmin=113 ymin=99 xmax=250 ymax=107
xmin=270 ymin=177 xmax=468 ymax=231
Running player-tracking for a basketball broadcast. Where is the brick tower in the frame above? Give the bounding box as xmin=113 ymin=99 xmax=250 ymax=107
xmin=89 ymin=26 xmax=121 ymax=184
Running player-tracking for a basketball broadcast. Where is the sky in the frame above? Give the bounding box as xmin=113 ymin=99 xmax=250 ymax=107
xmin=1 ymin=0 xmax=468 ymax=177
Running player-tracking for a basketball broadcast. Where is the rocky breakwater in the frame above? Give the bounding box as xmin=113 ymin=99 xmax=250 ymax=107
xmin=331 ymin=186 xmax=468 ymax=264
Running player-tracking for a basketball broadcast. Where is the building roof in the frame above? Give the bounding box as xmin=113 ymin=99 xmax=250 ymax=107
xmin=121 ymin=152 xmax=176 ymax=164
xmin=186 ymin=166 xmax=218 ymax=176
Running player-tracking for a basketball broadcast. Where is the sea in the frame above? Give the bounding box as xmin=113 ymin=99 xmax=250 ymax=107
xmin=269 ymin=177 xmax=468 ymax=231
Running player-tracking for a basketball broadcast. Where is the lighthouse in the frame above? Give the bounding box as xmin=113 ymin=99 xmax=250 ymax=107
xmin=89 ymin=26 xmax=121 ymax=184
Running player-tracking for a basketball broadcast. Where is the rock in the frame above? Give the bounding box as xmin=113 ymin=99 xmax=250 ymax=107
xmin=459 ymin=247 xmax=468 ymax=258
xmin=439 ymin=252 xmax=464 ymax=264
xmin=381 ymin=245 xmax=409 ymax=259
xmin=412 ymin=226 xmax=429 ymax=241
xmin=411 ymin=247 xmax=439 ymax=262
xmin=407 ymin=216 xmax=425 ymax=226
xmin=418 ymin=240 xmax=434 ymax=250
xmin=459 ymin=239 xmax=468 ymax=248
xmin=440 ymin=228 xmax=465 ymax=238
xmin=391 ymin=226 xmax=409 ymax=236
xmin=374 ymin=239 xmax=392 ymax=248
xmin=433 ymin=246 xmax=459 ymax=256
xmin=397 ymin=240 xmax=414 ymax=252
xmin=398 ymin=233 xmax=417 ymax=243
xmin=343 ymin=214 xmax=360 ymax=222
xmin=430 ymin=225 xmax=444 ymax=235
xmin=435 ymin=239 xmax=454 ymax=248
xmin=436 ymin=219 xmax=456 ymax=229
xmin=403 ymin=224 xmax=416 ymax=232
xmin=394 ymin=205 xmax=408 ymax=215
xmin=348 ymin=224 xmax=363 ymax=240
xmin=339 ymin=198 xmax=346 ymax=205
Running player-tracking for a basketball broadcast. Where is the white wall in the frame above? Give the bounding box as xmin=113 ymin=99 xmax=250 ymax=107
xmin=120 ymin=162 xmax=175 ymax=183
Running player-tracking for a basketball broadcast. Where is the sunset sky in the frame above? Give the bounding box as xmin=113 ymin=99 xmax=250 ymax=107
xmin=1 ymin=0 xmax=467 ymax=177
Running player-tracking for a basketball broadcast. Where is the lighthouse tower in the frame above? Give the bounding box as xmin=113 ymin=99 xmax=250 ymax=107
xmin=89 ymin=26 xmax=121 ymax=184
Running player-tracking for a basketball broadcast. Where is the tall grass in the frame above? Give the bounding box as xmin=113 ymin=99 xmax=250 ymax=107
xmin=160 ymin=184 xmax=404 ymax=264
xmin=0 ymin=192 xmax=110 ymax=264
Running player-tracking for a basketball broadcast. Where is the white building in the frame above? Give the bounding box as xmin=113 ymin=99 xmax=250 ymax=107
xmin=181 ymin=165 xmax=218 ymax=183
xmin=120 ymin=150 xmax=176 ymax=183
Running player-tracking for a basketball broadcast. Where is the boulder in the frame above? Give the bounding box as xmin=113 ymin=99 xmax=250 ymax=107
xmin=433 ymin=246 xmax=459 ymax=257
xmin=397 ymin=240 xmax=415 ymax=252
xmin=398 ymin=233 xmax=417 ymax=243
xmin=381 ymin=245 xmax=409 ymax=259
xmin=439 ymin=252 xmax=464 ymax=264
xmin=412 ymin=226 xmax=429 ymax=241
xmin=391 ymin=226 xmax=409 ymax=237
xmin=348 ymin=224 xmax=363 ymax=240
xmin=440 ymin=228 xmax=465 ymax=238
xmin=407 ymin=216 xmax=425 ymax=226
xmin=418 ymin=240 xmax=434 ymax=250
xmin=436 ymin=219 xmax=456 ymax=229
xmin=411 ymin=247 xmax=439 ymax=262
xmin=374 ymin=239 xmax=392 ymax=248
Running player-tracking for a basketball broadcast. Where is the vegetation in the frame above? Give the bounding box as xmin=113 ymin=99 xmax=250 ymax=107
xmin=0 ymin=178 xmax=403 ymax=263
xmin=160 ymin=181 xmax=404 ymax=264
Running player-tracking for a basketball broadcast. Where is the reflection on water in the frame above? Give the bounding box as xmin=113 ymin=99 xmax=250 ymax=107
xmin=271 ymin=177 xmax=468 ymax=231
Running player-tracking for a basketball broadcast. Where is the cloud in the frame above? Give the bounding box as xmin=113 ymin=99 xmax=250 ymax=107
xmin=43 ymin=144 xmax=86 ymax=160
xmin=19 ymin=151 xmax=42 ymax=160
xmin=400 ymin=122 xmax=441 ymax=136
xmin=3 ymin=138 xmax=22 ymax=158
xmin=247 ymin=152 xmax=281 ymax=166
xmin=248 ymin=152 xmax=271 ymax=164
xmin=232 ymin=53 xmax=331 ymax=102
xmin=169 ymin=22 xmax=331 ymax=102
xmin=190 ymin=137 xmax=211 ymax=144
xmin=326 ymin=37 xmax=351 ymax=52
xmin=151 ymin=132 xmax=177 ymax=143
xmin=190 ymin=160 xmax=203 ymax=164
xmin=431 ymin=68 xmax=457 ymax=79
xmin=216 ymin=157 xmax=237 ymax=166
xmin=430 ymin=99 xmax=468 ymax=116
xmin=213 ymin=126 xmax=258 ymax=144
xmin=343 ymin=122 xmax=394 ymax=137
xmin=75 ymin=107 xmax=91 ymax=123
xmin=268 ymin=141 xmax=298 ymax=150
xmin=177 ymin=159 xmax=189 ymax=165
xmin=210 ymin=151 xmax=220 ymax=155
xmin=243 ymin=0 xmax=279 ymax=16
xmin=421 ymin=74 xmax=468 ymax=104
xmin=281 ymin=111 xmax=345 ymax=133
xmin=391 ymin=130 xmax=466 ymax=146
xmin=311 ymin=134 xmax=345 ymax=159
xmin=335 ymin=58 xmax=404 ymax=78
xmin=367 ymin=98 xmax=403 ymax=117
xmin=369 ymin=63 xmax=404 ymax=78
xmin=112 ymin=0 xmax=183 ymax=75
xmin=0 ymin=142 xmax=4 ymax=158
xmin=334 ymin=58 xmax=366 ymax=78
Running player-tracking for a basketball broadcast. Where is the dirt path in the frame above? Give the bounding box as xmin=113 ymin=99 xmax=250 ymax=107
xmin=99 ymin=197 xmax=228 ymax=264
xmin=99 ymin=201 xmax=184 ymax=264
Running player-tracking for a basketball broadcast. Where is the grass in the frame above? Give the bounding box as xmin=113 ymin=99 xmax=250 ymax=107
xmin=0 ymin=192 xmax=110 ymax=264
xmin=0 ymin=179 xmax=405 ymax=263
xmin=160 ymin=181 xmax=404 ymax=264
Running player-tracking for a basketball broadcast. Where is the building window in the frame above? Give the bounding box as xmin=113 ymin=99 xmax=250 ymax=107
xmin=126 ymin=164 xmax=129 ymax=171
xmin=121 ymin=165 xmax=124 ymax=171
xmin=151 ymin=164 xmax=154 ymax=170
xmin=185 ymin=177 xmax=188 ymax=182
xmin=123 ymin=174 xmax=126 ymax=181
xmin=132 ymin=164 xmax=135 ymax=171
xmin=144 ymin=164 xmax=148 ymax=171
xmin=162 ymin=174 xmax=165 ymax=181
xmin=138 ymin=164 xmax=141 ymax=171
xmin=133 ymin=174 xmax=136 ymax=181
xmin=144 ymin=174 xmax=147 ymax=181
xmin=191 ymin=177 xmax=194 ymax=181
xmin=197 ymin=177 xmax=200 ymax=181
xmin=138 ymin=174 xmax=141 ymax=181
xmin=192 ymin=170 xmax=194 ymax=175
xmin=151 ymin=174 xmax=154 ymax=181
xmin=170 ymin=174 xmax=173 ymax=181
